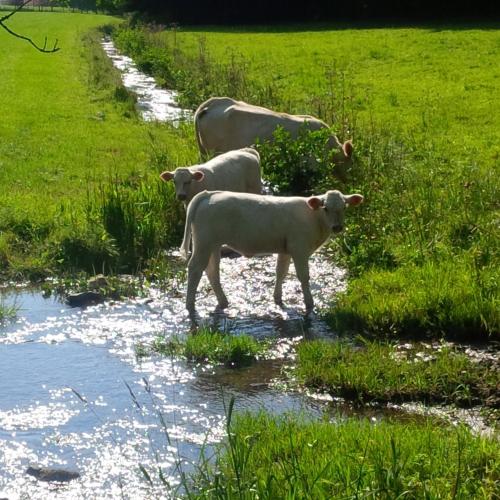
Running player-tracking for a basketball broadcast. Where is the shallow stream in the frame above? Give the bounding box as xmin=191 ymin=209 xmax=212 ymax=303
xmin=100 ymin=38 xmax=191 ymax=123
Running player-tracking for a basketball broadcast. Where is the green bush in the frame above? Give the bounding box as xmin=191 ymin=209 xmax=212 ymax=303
xmin=256 ymin=126 xmax=347 ymax=195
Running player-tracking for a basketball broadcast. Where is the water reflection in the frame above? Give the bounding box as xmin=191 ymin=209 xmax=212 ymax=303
xmin=0 ymin=252 xmax=346 ymax=497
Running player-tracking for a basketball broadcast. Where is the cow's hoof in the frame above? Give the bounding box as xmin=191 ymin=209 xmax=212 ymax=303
xmin=274 ymin=298 xmax=284 ymax=308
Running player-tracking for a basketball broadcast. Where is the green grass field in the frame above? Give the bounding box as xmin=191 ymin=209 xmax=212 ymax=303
xmin=0 ymin=12 xmax=197 ymax=276
xmin=1 ymin=15 xmax=499 ymax=496
xmin=120 ymin=23 xmax=500 ymax=156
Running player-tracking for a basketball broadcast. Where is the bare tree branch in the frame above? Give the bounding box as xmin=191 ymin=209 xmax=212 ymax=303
xmin=0 ymin=0 xmax=60 ymax=53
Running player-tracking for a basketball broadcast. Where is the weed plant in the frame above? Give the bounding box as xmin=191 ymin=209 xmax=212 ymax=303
xmin=0 ymin=296 xmax=17 ymax=322
xmin=255 ymin=126 xmax=348 ymax=195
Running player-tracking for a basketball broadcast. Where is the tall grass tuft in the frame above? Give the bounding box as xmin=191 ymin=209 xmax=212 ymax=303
xmin=86 ymin=172 xmax=185 ymax=273
xmin=0 ymin=296 xmax=17 ymax=322
xmin=150 ymin=327 xmax=265 ymax=367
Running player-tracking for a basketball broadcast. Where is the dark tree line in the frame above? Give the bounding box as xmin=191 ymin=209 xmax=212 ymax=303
xmin=2 ymin=0 xmax=499 ymax=23
xmin=121 ymin=0 xmax=499 ymax=24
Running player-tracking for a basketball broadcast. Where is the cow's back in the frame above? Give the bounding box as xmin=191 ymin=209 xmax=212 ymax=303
xmin=195 ymin=97 xmax=329 ymax=154
xmin=196 ymin=148 xmax=261 ymax=195
xmin=191 ymin=192 xmax=319 ymax=255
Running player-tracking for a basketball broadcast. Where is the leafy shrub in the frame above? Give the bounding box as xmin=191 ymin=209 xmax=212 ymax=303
xmin=256 ymin=126 xmax=348 ymax=195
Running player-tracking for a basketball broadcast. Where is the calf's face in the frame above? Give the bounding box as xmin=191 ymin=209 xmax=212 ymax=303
xmin=159 ymin=168 xmax=205 ymax=202
xmin=307 ymin=190 xmax=363 ymax=233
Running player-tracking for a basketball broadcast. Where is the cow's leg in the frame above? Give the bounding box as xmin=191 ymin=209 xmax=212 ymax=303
xmin=292 ymin=254 xmax=314 ymax=312
xmin=205 ymin=249 xmax=228 ymax=309
xmin=186 ymin=247 xmax=211 ymax=314
xmin=274 ymin=253 xmax=291 ymax=306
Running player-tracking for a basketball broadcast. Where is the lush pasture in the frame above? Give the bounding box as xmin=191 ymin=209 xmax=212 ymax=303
xmin=1 ymin=15 xmax=499 ymax=497
xmin=120 ymin=24 xmax=500 ymax=154
xmin=0 ymin=14 xmax=498 ymax=336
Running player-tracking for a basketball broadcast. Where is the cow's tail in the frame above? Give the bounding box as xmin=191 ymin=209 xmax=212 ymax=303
xmin=180 ymin=191 xmax=209 ymax=261
xmin=194 ymin=106 xmax=209 ymax=159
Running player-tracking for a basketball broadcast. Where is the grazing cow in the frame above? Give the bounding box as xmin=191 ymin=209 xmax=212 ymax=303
xmin=159 ymin=147 xmax=262 ymax=205
xmin=194 ymin=97 xmax=353 ymax=175
xmin=181 ymin=189 xmax=363 ymax=315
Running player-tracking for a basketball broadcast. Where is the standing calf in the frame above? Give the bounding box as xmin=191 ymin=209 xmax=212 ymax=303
xmin=159 ymin=147 xmax=262 ymax=205
xmin=181 ymin=189 xmax=363 ymax=315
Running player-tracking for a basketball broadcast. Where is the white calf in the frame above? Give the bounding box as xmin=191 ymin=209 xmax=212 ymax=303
xmin=159 ymin=147 xmax=262 ymax=204
xmin=181 ymin=189 xmax=363 ymax=315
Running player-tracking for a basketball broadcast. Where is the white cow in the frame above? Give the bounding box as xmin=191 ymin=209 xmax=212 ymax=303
xmin=194 ymin=97 xmax=353 ymax=172
xmin=181 ymin=189 xmax=363 ymax=315
xmin=159 ymin=147 xmax=262 ymax=204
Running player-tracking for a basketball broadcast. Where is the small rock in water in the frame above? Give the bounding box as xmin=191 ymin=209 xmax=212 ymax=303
xmin=66 ymin=291 xmax=105 ymax=307
xmin=26 ymin=465 xmax=80 ymax=482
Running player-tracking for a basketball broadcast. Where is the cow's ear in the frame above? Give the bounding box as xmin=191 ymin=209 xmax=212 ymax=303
xmin=192 ymin=171 xmax=205 ymax=182
xmin=160 ymin=171 xmax=174 ymax=182
xmin=307 ymin=197 xmax=324 ymax=210
xmin=343 ymin=140 xmax=353 ymax=158
xmin=344 ymin=193 xmax=364 ymax=206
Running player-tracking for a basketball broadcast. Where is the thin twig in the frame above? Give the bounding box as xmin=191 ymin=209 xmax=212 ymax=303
xmin=0 ymin=0 xmax=60 ymax=53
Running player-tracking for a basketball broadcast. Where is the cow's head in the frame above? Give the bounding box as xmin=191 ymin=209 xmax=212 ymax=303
xmin=328 ymin=139 xmax=353 ymax=182
xmin=159 ymin=168 xmax=205 ymax=202
xmin=307 ymin=190 xmax=363 ymax=233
